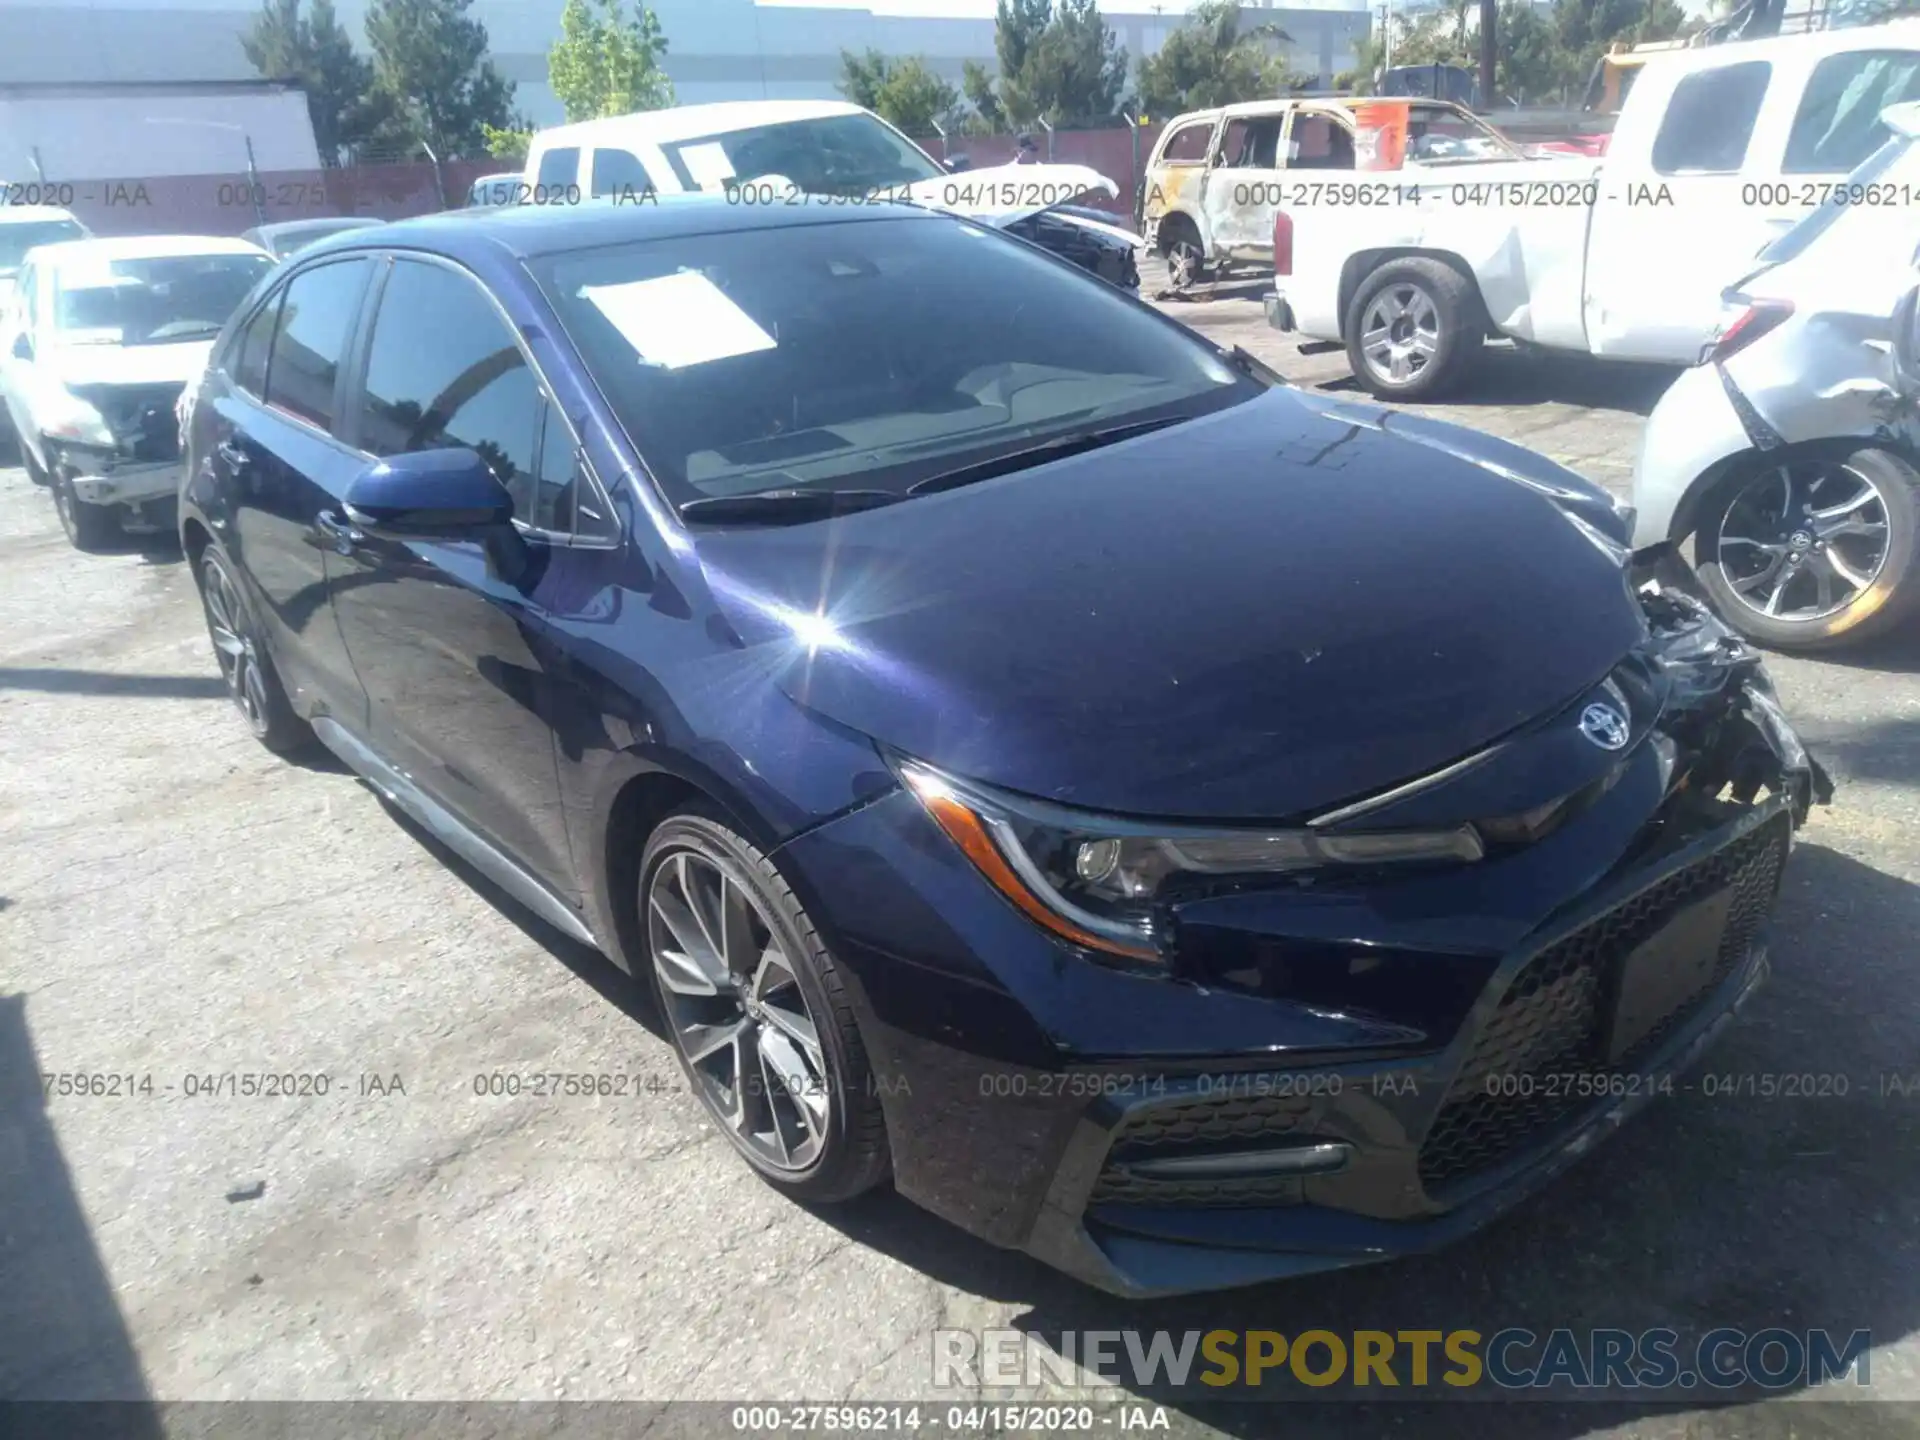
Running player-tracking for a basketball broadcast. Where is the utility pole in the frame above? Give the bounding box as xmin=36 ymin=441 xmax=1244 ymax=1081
xmin=1479 ymin=0 xmax=1496 ymax=107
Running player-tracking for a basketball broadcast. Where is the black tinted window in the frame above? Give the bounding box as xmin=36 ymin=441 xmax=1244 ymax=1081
xmin=1786 ymin=50 xmax=1920 ymax=175
xmin=357 ymin=259 xmax=541 ymax=517
xmin=531 ymin=215 xmax=1252 ymax=505
xmin=1653 ymin=62 xmax=1770 ymax=174
xmin=264 ymin=259 xmax=368 ymax=431
xmin=232 ymin=292 xmax=282 ymax=397
xmin=537 ymin=147 xmax=580 ymax=189
xmin=591 ymin=147 xmax=655 ymax=198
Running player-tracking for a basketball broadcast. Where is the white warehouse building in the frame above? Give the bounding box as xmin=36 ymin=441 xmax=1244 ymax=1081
xmin=0 ymin=0 xmax=1373 ymax=128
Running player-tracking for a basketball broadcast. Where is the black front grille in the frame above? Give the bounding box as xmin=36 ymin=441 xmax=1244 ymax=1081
xmin=1088 ymin=1089 xmax=1316 ymax=1208
xmin=73 ymin=382 xmax=185 ymax=462
xmin=1417 ymin=816 xmax=1790 ymax=1194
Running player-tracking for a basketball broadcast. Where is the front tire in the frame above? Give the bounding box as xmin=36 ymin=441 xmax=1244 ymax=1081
xmin=640 ymin=807 xmax=890 ymax=1204
xmin=196 ymin=546 xmax=313 ymax=753
xmin=1696 ymin=445 xmax=1920 ymax=651
xmin=1345 ymin=257 xmax=1483 ymax=400
xmin=52 ymin=473 xmax=119 ymax=551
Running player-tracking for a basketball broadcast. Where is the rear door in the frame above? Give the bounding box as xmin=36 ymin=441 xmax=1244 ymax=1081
xmin=0 ymin=261 xmax=38 ymax=455
xmin=325 ymin=254 xmax=578 ymax=896
xmin=204 ymin=256 xmax=373 ymax=723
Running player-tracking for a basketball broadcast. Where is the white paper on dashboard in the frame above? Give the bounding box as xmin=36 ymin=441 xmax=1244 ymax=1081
xmin=679 ymin=142 xmax=738 ymax=189
xmin=580 ymin=270 xmax=777 ymax=370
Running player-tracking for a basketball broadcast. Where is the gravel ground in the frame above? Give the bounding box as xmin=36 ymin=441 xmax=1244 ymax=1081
xmin=3 ymin=276 xmax=1919 ymax=1438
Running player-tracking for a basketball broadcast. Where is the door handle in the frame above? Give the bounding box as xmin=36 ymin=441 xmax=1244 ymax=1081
xmin=216 ymin=439 xmax=250 ymax=470
xmin=315 ymin=509 xmax=364 ymax=555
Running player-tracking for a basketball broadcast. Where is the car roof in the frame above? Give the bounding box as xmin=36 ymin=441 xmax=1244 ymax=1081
xmin=1157 ymin=95 xmax=1463 ymax=129
xmin=293 ymin=191 xmax=944 ymax=265
xmin=251 ymin=217 xmax=377 ymax=238
xmin=27 ymin=234 xmax=271 ymax=266
xmin=0 ymin=205 xmax=83 ymax=226
xmin=532 ymin=99 xmax=866 ymax=150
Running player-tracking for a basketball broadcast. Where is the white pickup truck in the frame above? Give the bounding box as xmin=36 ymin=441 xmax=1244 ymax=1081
xmin=1267 ymin=21 xmax=1920 ymax=398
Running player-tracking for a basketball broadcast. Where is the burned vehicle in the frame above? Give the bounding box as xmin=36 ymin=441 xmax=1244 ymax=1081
xmin=179 ymin=199 xmax=1826 ymax=1297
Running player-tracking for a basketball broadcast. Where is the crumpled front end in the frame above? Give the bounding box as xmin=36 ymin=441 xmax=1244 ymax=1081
xmin=1015 ymin=565 xmax=1832 ymax=1294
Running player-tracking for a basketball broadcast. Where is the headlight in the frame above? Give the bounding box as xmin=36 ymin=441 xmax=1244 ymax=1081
xmin=39 ymin=386 xmax=114 ymax=447
xmin=895 ymin=758 xmax=1484 ymax=967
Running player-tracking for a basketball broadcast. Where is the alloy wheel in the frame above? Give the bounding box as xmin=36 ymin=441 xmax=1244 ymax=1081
xmin=1360 ymin=283 xmax=1441 ymax=386
xmin=647 ymin=845 xmax=832 ymax=1174
xmin=1166 ymin=239 xmax=1205 ymax=292
xmin=1713 ymin=462 xmax=1891 ymax=623
xmin=201 ymin=558 xmax=271 ymax=737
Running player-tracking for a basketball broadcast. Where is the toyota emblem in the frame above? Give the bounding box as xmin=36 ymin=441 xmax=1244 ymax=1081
xmin=1579 ymin=702 xmax=1630 ymax=751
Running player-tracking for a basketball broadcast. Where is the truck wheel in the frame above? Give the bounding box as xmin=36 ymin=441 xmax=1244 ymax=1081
xmin=1696 ymin=446 xmax=1920 ymax=652
xmin=1345 ymin=258 xmax=1483 ymax=400
xmin=1158 ymin=217 xmax=1209 ymax=294
xmin=52 ymin=473 xmax=120 ymax=552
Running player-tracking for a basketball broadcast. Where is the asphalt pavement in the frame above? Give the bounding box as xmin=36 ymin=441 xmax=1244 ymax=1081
xmin=2 ymin=276 xmax=1918 ymax=1439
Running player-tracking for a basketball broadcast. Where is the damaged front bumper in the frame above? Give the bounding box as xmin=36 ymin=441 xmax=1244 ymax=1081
xmin=779 ymin=563 xmax=1832 ymax=1297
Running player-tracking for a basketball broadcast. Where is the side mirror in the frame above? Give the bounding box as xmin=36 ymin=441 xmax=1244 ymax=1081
xmin=344 ymin=447 xmax=515 ymax=543
xmin=10 ymin=333 xmax=30 ymax=361
xmin=942 ymin=155 xmax=971 ymax=174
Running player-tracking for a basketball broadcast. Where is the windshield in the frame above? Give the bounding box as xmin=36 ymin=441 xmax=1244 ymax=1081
xmin=1757 ymin=130 xmax=1914 ymax=270
xmin=531 ymin=214 xmax=1259 ymax=508
xmin=52 ymin=253 xmax=274 ymax=345
xmin=659 ymin=113 xmax=944 ymax=197
xmin=0 ymin=219 xmax=86 ymax=275
xmin=1405 ymin=103 xmax=1521 ymax=163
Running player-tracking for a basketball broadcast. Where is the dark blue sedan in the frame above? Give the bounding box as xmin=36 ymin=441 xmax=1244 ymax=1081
xmin=178 ymin=197 xmax=1828 ymax=1296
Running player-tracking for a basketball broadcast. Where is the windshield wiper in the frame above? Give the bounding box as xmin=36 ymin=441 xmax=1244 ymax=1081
xmin=905 ymin=416 xmax=1186 ymax=497
xmin=678 ymin=488 xmax=903 ymax=524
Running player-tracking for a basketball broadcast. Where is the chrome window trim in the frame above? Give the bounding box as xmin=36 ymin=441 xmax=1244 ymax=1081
xmin=290 ymin=245 xmax=621 ymax=551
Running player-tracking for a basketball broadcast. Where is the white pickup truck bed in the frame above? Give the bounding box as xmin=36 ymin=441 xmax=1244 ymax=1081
xmin=1272 ymin=22 xmax=1920 ymax=398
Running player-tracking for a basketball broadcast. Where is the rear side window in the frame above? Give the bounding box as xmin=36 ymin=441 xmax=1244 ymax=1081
xmin=537 ymin=146 xmax=581 ymax=191
xmin=355 ymin=258 xmax=543 ymax=520
xmin=1653 ymin=62 xmax=1771 ymax=174
xmin=590 ymin=147 xmax=655 ymax=197
xmin=1786 ymin=50 xmax=1920 ymax=174
xmin=1158 ymin=122 xmax=1214 ymax=164
xmin=1289 ymin=114 xmax=1355 ymax=170
xmin=264 ymin=258 xmax=368 ymax=432
xmin=231 ymin=292 xmax=283 ymax=398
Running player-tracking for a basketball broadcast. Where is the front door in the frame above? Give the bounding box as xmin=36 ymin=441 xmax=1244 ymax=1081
xmin=326 ymin=255 xmax=577 ymax=897
xmin=214 ymin=257 xmax=374 ymax=725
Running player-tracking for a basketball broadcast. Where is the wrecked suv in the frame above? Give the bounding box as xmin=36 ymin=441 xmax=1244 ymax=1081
xmin=182 ymin=199 xmax=1826 ymax=1297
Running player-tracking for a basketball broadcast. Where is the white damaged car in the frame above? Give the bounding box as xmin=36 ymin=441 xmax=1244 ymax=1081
xmin=0 ymin=234 xmax=271 ymax=548
xmin=520 ymin=100 xmax=1141 ymax=288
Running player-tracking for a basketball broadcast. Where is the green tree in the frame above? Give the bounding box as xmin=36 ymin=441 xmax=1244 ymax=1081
xmin=1633 ymin=0 xmax=1688 ymax=40
xmin=971 ymin=0 xmax=1128 ymax=129
xmin=1134 ymin=0 xmax=1294 ymax=116
xmin=839 ymin=50 xmax=963 ymax=134
xmin=242 ymin=0 xmax=387 ymax=160
xmin=1496 ymin=0 xmax=1565 ymax=102
xmin=548 ymin=0 xmax=673 ymax=122
xmin=482 ymin=123 xmax=532 ymax=162
xmin=962 ymin=59 xmax=1006 ymax=129
xmin=364 ymin=0 xmax=516 ymax=158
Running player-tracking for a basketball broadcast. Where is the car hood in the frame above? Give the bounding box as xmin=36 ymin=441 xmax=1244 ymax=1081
xmin=906 ymin=162 xmax=1121 ymax=224
xmin=695 ymin=387 xmax=1643 ymax=822
xmin=41 ymin=338 xmax=213 ymax=388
